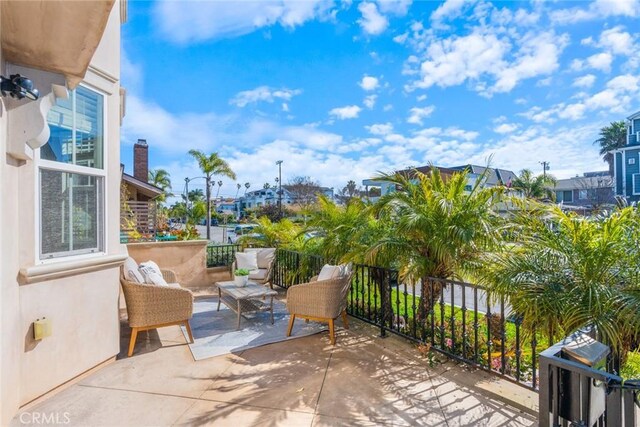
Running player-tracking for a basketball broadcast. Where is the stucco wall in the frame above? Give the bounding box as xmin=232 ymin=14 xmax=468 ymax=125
xmin=0 ymin=2 xmax=124 ymax=424
xmin=126 ymin=241 xmax=231 ymax=288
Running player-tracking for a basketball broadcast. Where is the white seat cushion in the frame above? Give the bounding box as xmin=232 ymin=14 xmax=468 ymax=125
xmin=123 ymin=257 xmax=144 ymax=283
xmin=249 ymin=269 xmax=268 ymax=280
xmin=139 ymin=261 xmax=168 ymax=286
xmin=236 ymin=252 xmax=259 ymax=271
xmin=256 ymin=248 xmax=276 ymax=269
xmin=317 ymin=264 xmax=340 ymax=281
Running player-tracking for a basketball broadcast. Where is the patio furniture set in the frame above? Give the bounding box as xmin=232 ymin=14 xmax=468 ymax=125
xmin=119 ymin=248 xmax=353 ymax=356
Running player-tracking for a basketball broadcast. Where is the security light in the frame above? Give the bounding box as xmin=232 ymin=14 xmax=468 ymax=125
xmin=0 ymin=74 xmax=39 ymax=100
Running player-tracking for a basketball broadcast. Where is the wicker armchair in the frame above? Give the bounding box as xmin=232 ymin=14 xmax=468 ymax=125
xmin=286 ymin=272 xmax=353 ymax=345
xmin=120 ymin=268 xmax=194 ymax=357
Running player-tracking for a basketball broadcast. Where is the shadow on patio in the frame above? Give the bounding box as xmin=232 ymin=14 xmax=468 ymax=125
xmin=13 ymin=293 xmax=537 ymax=426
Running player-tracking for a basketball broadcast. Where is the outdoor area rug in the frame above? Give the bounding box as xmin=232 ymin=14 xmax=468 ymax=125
xmin=180 ymin=296 xmax=326 ymax=360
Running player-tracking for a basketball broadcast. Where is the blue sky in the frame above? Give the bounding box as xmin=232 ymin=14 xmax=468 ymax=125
xmin=120 ymin=0 xmax=640 ymax=199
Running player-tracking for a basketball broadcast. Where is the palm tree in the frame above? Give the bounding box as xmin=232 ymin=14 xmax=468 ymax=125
xmin=369 ymin=167 xmax=504 ymax=317
xmin=480 ymin=203 xmax=640 ymax=355
xmin=244 ymin=182 xmax=250 ymax=194
xmin=188 ymin=150 xmax=236 ymax=240
xmin=235 ymin=183 xmax=241 ymax=198
xmin=512 ymin=169 xmax=556 ymax=200
xmin=594 ymin=121 xmax=627 ymax=174
xmin=148 ymin=169 xmax=172 ymax=202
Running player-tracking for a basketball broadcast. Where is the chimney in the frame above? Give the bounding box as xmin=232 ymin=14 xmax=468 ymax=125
xmin=133 ymin=139 xmax=148 ymax=182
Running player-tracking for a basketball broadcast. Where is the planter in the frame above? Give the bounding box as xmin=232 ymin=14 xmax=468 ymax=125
xmin=234 ymin=275 xmax=249 ymax=287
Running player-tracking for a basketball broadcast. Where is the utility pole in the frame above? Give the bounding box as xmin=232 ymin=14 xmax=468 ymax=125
xmin=184 ymin=177 xmax=190 ymax=225
xmin=540 ymin=161 xmax=550 ymax=179
xmin=205 ymin=175 xmax=212 ymax=241
xmin=276 ymin=160 xmax=283 ymax=219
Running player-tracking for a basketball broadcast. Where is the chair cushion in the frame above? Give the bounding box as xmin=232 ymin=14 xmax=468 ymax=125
xmin=236 ymin=252 xmax=258 ymax=271
xmin=244 ymin=248 xmax=276 ymax=269
xmin=318 ymin=264 xmax=341 ymax=281
xmin=139 ymin=261 xmax=168 ymax=286
xmin=339 ymin=263 xmax=353 ymax=277
xmin=123 ymin=257 xmax=144 ymax=283
xmin=249 ymin=269 xmax=268 ymax=280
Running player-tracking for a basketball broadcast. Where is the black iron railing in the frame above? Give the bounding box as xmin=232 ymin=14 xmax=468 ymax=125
xmin=272 ymin=249 xmax=539 ymax=390
xmin=206 ymin=244 xmax=241 ymax=268
xmin=539 ymin=333 xmax=640 ymax=426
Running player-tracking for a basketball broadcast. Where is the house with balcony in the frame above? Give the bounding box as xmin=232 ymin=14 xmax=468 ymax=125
xmin=554 ymin=171 xmax=615 ymax=212
xmin=612 ymin=110 xmax=640 ymax=203
xmin=0 ymin=1 xmax=126 ymax=424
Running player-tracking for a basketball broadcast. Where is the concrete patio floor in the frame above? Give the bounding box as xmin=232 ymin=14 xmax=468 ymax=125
xmin=13 ymin=295 xmax=537 ymax=427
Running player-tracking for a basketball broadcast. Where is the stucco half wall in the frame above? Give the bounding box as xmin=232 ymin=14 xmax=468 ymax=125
xmin=126 ymin=241 xmax=231 ymax=288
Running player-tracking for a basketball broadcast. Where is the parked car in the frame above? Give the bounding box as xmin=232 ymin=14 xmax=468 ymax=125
xmin=227 ymin=224 xmax=258 ymax=243
xmin=199 ymin=218 xmax=219 ymax=226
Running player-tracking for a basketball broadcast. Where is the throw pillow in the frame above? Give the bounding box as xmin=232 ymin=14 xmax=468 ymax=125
xmin=317 ymin=264 xmax=340 ymax=281
xmin=123 ymin=257 xmax=144 ymax=283
xmin=139 ymin=261 xmax=168 ymax=286
xmin=256 ymin=248 xmax=276 ymax=269
xmin=235 ymin=252 xmax=259 ymax=271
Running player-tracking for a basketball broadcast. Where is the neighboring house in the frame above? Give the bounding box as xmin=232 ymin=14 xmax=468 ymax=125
xmin=0 ymin=2 xmax=125 ymax=424
xmin=215 ymin=198 xmax=238 ymax=215
xmin=611 ymin=110 xmax=640 ymax=203
xmin=555 ymin=171 xmax=615 ymax=211
xmin=235 ymin=186 xmax=334 ymax=217
xmin=121 ymin=139 xmax=163 ymax=202
xmin=362 ymin=164 xmax=517 ymax=202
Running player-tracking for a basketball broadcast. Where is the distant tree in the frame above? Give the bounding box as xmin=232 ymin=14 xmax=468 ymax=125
xmin=263 ymin=182 xmax=271 ymax=189
xmin=244 ymin=182 xmax=251 ymax=194
xmin=251 ymin=203 xmax=293 ymax=222
xmin=285 ymin=176 xmax=323 ymax=211
xmin=185 ymin=189 xmax=204 ymax=202
xmin=188 ymin=149 xmax=236 ymax=240
xmin=336 ymin=180 xmax=361 ymax=203
xmin=512 ymin=169 xmax=556 ymax=200
xmin=594 ymin=121 xmax=627 ymax=174
xmin=148 ymin=169 xmax=172 ymax=202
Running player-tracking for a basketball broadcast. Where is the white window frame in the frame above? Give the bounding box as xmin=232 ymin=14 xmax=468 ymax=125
xmin=36 ymin=83 xmax=108 ymax=263
xmin=633 ymin=173 xmax=640 ymax=196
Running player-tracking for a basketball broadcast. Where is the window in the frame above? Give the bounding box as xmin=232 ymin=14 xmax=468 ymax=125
xmin=39 ymin=86 xmax=106 ymax=260
xmin=633 ymin=174 xmax=640 ymax=195
xmin=578 ymin=190 xmax=588 ymax=200
xmin=563 ymin=190 xmax=573 ymax=203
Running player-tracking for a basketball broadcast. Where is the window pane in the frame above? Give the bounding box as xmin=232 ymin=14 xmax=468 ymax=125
xmin=41 ymin=169 xmax=103 ymax=258
xmin=42 ymin=87 xmax=104 ymax=168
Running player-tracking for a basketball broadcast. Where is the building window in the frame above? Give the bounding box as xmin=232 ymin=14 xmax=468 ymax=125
xmin=563 ymin=190 xmax=573 ymax=203
xmin=578 ymin=190 xmax=588 ymax=200
xmin=633 ymin=174 xmax=640 ymax=195
xmin=39 ymin=86 xmax=106 ymax=260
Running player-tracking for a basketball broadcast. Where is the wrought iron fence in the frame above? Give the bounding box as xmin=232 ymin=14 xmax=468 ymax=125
xmin=272 ymin=249 xmax=539 ymax=390
xmin=206 ymin=244 xmax=241 ymax=268
xmin=539 ymin=333 xmax=640 ymax=426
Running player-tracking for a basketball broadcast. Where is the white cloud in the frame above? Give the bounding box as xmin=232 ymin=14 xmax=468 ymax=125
xmin=383 ymin=104 xmax=393 ymax=111
xmin=359 ymin=75 xmax=380 ymax=91
xmin=551 ymin=0 xmax=639 ymax=24
xmin=521 ymin=74 xmax=640 ymax=123
xmin=357 ymin=2 xmax=388 ymax=35
xmin=587 ymin=53 xmax=613 ymax=72
xmin=153 ymin=0 xmax=338 ymax=43
xmin=573 ymin=74 xmax=596 ymax=88
xmin=363 ymin=94 xmax=377 ymax=109
xmin=329 ymin=105 xmax=362 ymax=120
xmin=595 ymin=26 xmax=635 ymax=55
xmin=407 ymin=106 xmax=435 ymax=125
xmin=377 ymin=0 xmax=413 ymax=16
xmin=282 ymin=103 xmax=290 ymax=112
xmin=431 ymin=0 xmax=471 ymax=23
xmin=366 ymin=122 xmax=393 ymax=135
xmin=493 ymin=123 xmax=519 ymax=134
xmin=230 ymin=86 xmax=302 ymax=107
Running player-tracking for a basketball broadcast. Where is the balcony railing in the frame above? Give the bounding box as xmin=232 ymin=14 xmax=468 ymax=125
xmin=206 ymin=244 xmax=241 ymax=268
xmin=272 ymin=249 xmax=538 ymax=390
xmin=539 ymin=332 xmax=640 ymax=426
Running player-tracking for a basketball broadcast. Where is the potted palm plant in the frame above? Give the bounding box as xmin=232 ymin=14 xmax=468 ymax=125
xmin=234 ymin=269 xmax=250 ymax=287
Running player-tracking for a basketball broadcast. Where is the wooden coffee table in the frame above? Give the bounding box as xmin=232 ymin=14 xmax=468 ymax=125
xmin=216 ymin=281 xmax=278 ymax=329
